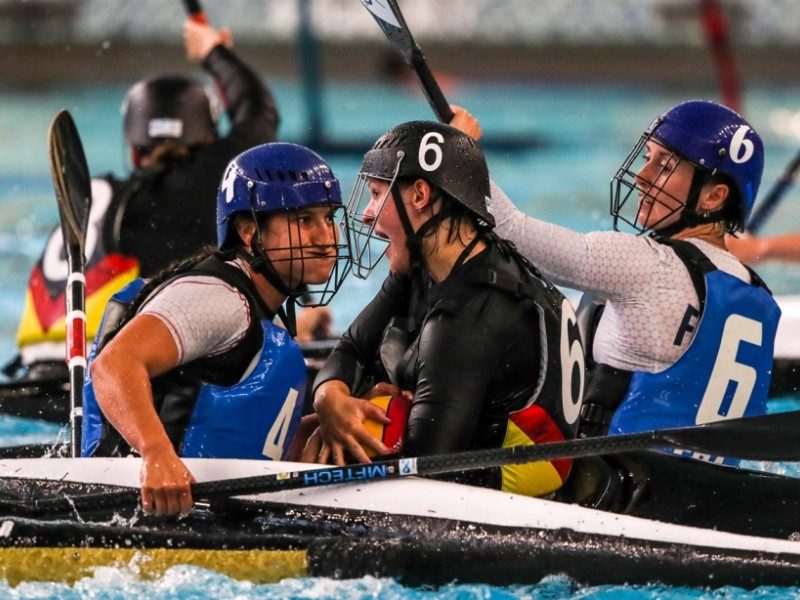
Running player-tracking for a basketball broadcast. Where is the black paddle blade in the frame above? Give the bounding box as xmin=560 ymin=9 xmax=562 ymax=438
xmin=655 ymin=410 xmax=800 ymax=462
xmin=48 ymin=110 xmax=91 ymax=256
xmin=360 ymin=0 xmax=416 ymax=63
xmin=360 ymin=0 xmax=453 ymax=123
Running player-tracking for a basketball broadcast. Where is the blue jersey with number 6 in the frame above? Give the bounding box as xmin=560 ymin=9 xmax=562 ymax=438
xmin=609 ymin=266 xmax=780 ymax=464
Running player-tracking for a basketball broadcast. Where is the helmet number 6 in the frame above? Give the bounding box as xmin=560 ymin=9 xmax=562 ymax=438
xmin=729 ymin=126 xmax=754 ymax=164
xmin=419 ymin=132 xmax=444 ymax=172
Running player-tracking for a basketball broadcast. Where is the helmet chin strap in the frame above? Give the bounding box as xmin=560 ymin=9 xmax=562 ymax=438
xmin=390 ymin=178 xmax=442 ymax=321
xmin=390 ymin=178 xmax=426 ymax=273
xmin=655 ymin=168 xmax=725 ymax=238
xmin=390 ymin=179 xmax=459 ymax=273
xmin=246 ymin=234 xmax=302 ymax=338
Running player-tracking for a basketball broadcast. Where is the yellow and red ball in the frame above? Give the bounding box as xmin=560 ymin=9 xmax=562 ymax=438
xmin=361 ymin=394 xmax=412 ymax=458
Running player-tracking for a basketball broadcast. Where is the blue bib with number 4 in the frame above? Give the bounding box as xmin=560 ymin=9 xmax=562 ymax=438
xmin=180 ymin=318 xmax=306 ymax=460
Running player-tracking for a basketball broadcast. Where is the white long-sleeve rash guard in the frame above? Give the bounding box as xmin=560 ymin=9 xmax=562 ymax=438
xmin=488 ymin=180 xmax=751 ymax=374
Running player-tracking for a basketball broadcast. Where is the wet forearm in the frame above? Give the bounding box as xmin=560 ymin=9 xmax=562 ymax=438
xmin=91 ymin=355 xmax=170 ymax=455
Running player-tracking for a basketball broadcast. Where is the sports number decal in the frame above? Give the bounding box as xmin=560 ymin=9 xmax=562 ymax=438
xmin=262 ymin=387 xmax=299 ymax=460
xmin=729 ymin=125 xmax=754 ymax=164
xmin=418 ymin=132 xmax=444 ymax=172
xmin=560 ymin=298 xmax=585 ymax=425
xmin=220 ymin=163 xmax=238 ymax=203
xmin=696 ymin=314 xmax=762 ymax=423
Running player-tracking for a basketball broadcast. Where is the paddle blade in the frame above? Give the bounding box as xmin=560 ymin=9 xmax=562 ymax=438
xmin=48 ymin=110 xmax=91 ymax=257
xmin=654 ymin=410 xmax=800 ymax=462
xmin=361 ymin=0 xmax=416 ymax=63
xmin=360 ymin=0 xmax=453 ymax=123
xmin=48 ymin=109 xmax=91 ymax=457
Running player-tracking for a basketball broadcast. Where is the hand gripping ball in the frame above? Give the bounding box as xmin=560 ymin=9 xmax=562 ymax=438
xmin=362 ymin=394 xmax=412 ymax=458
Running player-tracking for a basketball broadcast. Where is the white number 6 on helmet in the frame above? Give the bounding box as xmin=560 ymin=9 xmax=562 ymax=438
xmin=418 ymin=132 xmax=444 ymax=172
xmin=729 ymin=125 xmax=754 ymax=164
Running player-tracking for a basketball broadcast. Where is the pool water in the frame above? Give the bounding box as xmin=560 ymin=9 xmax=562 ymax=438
xmin=1 ymin=77 xmax=800 ymax=599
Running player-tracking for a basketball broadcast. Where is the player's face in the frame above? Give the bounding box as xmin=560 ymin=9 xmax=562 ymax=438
xmin=633 ymin=141 xmax=695 ymax=230
xmin=262 ymin=205 xmax=340 ymax=287
xmin=362 ymin=178 xmax=413 ymax=274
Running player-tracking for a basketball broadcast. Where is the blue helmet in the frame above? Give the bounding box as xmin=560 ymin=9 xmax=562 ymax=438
xmin=216 ymin=142 xmax=343 ymax=248
xmin=649 ymin=100 xmax=764 ymax=226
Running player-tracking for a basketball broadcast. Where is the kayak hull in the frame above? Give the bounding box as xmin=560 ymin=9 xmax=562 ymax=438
xmin=1 ymin=454 xmax=800 ymax=587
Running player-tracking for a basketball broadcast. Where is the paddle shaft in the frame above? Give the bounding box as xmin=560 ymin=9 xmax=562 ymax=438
xmin=746 ymin=147 xmax=800 ymax=234
xmin=360 ymin=0 xmax=453 ymax=122
xmin=0 ymin=432 xmax=661 ymax=516
xmin=49 ymin=111 xmax=92 ymax=457
xmin=64 ymin=264 xmax=86 ymax=455
xmin=700 ymin=0 xmax=741 ymax=114
xmin=7 ymin=409 xmax=800 ymax=517
xmin=192 ymin=411 xmax=800 ymax=497
xmin=408 ymin=48 xmax=453 ymax=123
xmin=181 ymin=0 xmax=207 ymax=24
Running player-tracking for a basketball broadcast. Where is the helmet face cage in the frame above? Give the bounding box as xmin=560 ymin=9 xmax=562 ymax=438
xmin=256 ymin=204 xmax=351 ymax=307
xmin=345 ymin=120 xmax=493 ymax=280
xmin=611 ymin=133 xmax=694 ymax=235
xmin=612 ymin=100 xmax=764 ymax=234
xmin=217 ymin=143 xmax=351 ymax=306
xmin=345 ymin=150 xmax=405 ymax=280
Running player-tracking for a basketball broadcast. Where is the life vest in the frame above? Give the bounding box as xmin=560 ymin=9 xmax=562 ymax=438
xmin=82 ymin=277 xmax=145 ymax=457
xmin=16 ymin=176 xmax=138 ymax=364
xmin=180 ymin=319 xmax=305 ymax=460
xmin=81 ymin=256 xmax=305 ymax=461
xmin=578 ymin=240 xmax=780 ymax=465
xmin=382 ymin=239 xmax=584 ymax=497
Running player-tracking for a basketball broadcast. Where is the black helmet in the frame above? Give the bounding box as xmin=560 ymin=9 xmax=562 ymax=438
xmin=122 ymin=75 xmax=217 ymax=148
xmin=361 ymin=120 xmax=494 ymax=227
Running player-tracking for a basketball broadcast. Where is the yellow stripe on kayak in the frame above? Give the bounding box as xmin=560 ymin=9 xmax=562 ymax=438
xmin=0 ymin=547 xmax=307 ymax=585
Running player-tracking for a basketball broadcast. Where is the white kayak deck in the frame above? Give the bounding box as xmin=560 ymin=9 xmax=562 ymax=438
xmin=776 ymin=294 xmax=800 ymax=359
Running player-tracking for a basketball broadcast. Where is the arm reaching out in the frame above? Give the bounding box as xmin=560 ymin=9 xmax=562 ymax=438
xmin=90 ymin=314 xmax=196 ymax=516
xmin=727 ymin=232 xmax=800 ymax=264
